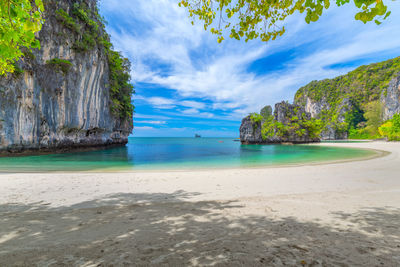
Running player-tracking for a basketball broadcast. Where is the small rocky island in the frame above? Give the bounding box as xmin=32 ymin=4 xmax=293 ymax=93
xmin=240 ymin=102 xmax=321 ymax=144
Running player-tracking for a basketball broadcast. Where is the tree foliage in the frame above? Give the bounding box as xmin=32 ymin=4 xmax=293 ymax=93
xmin=0 ymin=0 xmax=44 ymax=75
xmin=344 ymin=102 xmax=365 ymax=130
xmin=378 ymin=113 xmax=400 ymax=140
xmin=107 ymin=49 xmax=135 ymax=120
xmin=179 ymin=0 xmax=391 ymax=43
xmin=363 ymin=100 xmax=383 ymax=135
xmin=250 ymin=112 xmax=263 ymax=124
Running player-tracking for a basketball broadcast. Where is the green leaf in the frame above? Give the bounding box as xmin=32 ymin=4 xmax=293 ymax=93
xmin=179 ymin=0 xmax=392 ymax=44
xmin=0 ymin=0 xmax=44 ymax=75
xmin=383 ymin=11 xmax=391 ymax=20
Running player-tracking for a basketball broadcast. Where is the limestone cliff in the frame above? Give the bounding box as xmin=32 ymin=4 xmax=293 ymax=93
xmin=294 ymin=58 xmax=400 ymax=139
xmin=298 ymin=96 xmax=350 ymax=140
xmin=240 ymin=116 xmax=268 ymax=144
xmin=0 ymin=0 xmax=133 ymax=154
xmin=240 ymin=102 xmax=320 ymax=144
xmin=241 ymin=58 xmax=400 ymax=142
xmin=381 ymin=73 xmax=400 ymax=121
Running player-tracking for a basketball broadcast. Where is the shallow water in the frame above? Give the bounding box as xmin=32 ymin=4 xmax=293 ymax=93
xmin=0 ymin=137 xmax=375 ymax=172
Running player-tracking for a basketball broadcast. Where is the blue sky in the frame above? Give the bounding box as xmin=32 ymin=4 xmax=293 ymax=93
xmin=99 ymin=0 xmax=400 ymax=137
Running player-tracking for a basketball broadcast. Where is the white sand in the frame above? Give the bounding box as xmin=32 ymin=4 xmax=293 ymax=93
xmin=0 ymin=141 xmax=399 ymax=266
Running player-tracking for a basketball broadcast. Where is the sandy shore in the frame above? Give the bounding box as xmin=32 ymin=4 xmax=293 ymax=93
xmin=0 ymin=141 xmax=399 ymax=266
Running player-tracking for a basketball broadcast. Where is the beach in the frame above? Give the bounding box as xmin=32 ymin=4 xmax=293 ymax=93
xmin=0 ymin=141 xmax=399 ymax=266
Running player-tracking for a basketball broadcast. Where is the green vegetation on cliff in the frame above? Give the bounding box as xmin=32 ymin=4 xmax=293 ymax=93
xmin=250 ymin=104 xmax=323 ymax=141
xmin=107 ymin=50 xmax=134 ymax=120
xmin=46 ymin=58 xmax=72 ymax=74
xmin=295 ymin=57 xmax=400 ymax=105
xmin=295 ymin=57 xmax=400 ymax=139
xmin=259 ymin=113 xmax=323 ymax=140
xmin=250 ymin=113 xmax=263 ymax=125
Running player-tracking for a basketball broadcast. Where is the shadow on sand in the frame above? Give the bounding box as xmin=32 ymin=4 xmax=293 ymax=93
xmin=0 ymin=190 xmax=399 ymax=266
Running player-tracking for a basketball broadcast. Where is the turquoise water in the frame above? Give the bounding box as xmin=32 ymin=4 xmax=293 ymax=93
xmin=0 ymin=137 xmax=375 ymax=172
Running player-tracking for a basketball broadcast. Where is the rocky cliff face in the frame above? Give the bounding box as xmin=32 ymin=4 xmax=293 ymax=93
xmin=239 ymin=116 xmax=263 ymax=144
xmin=241 ymin=58 xmax=400 ymax=142
xmin=381 ymin=73 xmax=400 ymax=121
xmin=297 ymin=73 xmax=400 ymax=140
xmin=299 ymin=96 xmax=350 ymax=140
xmin=294 ymin=58 xmax=400 ymax=140
xmin=240 ymin=102 xmax=320 ymax=144
xmin=0 ymin=0 xmax=133 ymax=154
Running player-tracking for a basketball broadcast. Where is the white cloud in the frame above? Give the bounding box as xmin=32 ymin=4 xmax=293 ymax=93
xmin=180 ymin=108 xmax=214 ymax=118
xmin=145 ymin=97 xmax=176 ymax=109
xmin=136 ymin=120 xmax=167 ymax=125
xmin=138 ymin=96 xmax=208 ymax=111
xmin=181 ymin=108 xmax=199 ymax=115
xmin=101 ymin=0 xmax=400 ymax=118
xmin=134 ymin=126 xmax=155 ymax=130
xmin=134 ymin=113 xmax=171 ymax=120
xmin=180 ymin=100 xmax=206 ymax=109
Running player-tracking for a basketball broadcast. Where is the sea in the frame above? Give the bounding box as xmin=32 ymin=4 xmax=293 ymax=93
xmin=0 ymin=137 xmax=374 ymax=172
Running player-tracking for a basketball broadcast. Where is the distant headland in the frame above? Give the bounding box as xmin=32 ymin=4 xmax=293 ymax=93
xmin=240 ymin=57 xmax=400 ymax=144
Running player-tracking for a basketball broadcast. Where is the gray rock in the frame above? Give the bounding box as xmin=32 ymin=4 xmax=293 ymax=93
xmin=304 ymin=97 xmax=329 ymax=118
xmin=381 ymin=72 xmax=400 ymax=121
xmin=0 ymin=0 xmax=132 ymax=154
xmin=240 ymin=102 xmax=320 ymax=144
xmin=260 ymin=105 xmax=272 ymax=118
xmin=299 ymin=97 xmax=351 ymax=140
xmin=239 ymin=115 xmax=263 ymax=144
xmin=320 ymin=124 xmax=348 ymax=140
